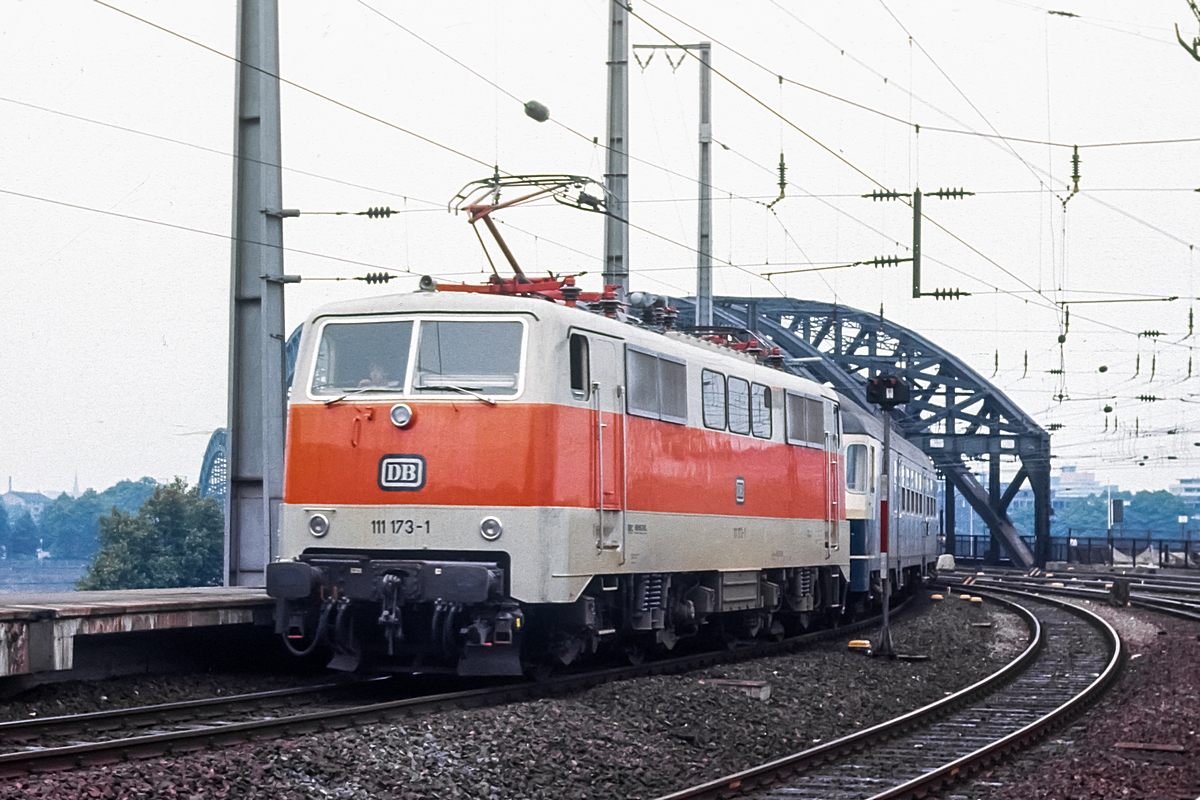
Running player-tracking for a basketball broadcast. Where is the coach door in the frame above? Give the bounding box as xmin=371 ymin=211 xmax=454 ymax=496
xmin=590 ymin=336 xmax=626 ymax=555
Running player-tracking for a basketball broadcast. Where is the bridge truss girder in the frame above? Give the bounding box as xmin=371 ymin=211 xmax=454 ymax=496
xmin=672 ymin=297 xmax=1051 ymax=569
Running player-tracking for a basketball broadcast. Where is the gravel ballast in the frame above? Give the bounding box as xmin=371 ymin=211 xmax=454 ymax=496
xmin=955 ymin=598 xmax=1200 ymax=800
xmin=0 ymin=593 xmax=1024 ymax=799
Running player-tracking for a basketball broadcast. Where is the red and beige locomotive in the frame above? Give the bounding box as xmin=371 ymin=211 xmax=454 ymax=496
xmin=267 ymin=279 xmax=935 ymax=675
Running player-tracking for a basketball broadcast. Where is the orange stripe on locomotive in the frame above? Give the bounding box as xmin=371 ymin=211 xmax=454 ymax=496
xmin=284 ymin=402 xmax=836 ymax=520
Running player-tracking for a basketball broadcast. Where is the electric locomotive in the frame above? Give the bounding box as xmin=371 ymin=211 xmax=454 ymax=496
xmin=267 ymin=280 xmax=852 ymax=675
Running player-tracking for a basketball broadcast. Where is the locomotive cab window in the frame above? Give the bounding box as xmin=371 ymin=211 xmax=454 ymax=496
xmin=569 ymin=333 xmax=590 ymax=400
xmin=727 ymin=377 xmax=750 ymax=435
xmin=414 ymin=320 xmax=524 ymax=396
xmin=311 ymin=320 xmax=412 ymax=396
xmin=626 ymin=345 xmax=687 ymax=424
xmin=701 ymin=369 xmax=726 ymax=430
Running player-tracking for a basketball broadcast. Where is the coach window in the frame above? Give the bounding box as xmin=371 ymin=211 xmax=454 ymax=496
xmin=569 ymin=334 xmax=590 ymax=400
xmin=626 ymin=346 xmax=688 ymax=424
xmin=750 ymin=383 xmax=771 ymax=438
xmin=728 ymin=377 xmax=750 ymax=434
xmin=845 ymin=443 xmax=868 ymax=492
xmin=701 ymin=369 xmax=726 ymax=430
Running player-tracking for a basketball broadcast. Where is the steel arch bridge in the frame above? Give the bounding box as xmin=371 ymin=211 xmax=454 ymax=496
xmin=670 ymin=296 xmax=1051 ymax=569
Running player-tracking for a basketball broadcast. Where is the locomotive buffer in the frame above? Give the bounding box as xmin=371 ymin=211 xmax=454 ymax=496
xmin=866 ymin=375 xmax=910 ymax=659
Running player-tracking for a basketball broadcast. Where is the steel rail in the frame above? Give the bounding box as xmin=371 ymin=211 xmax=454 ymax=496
xmin=955 ymin=574 xmax=1200 ymax=624
xmin=652 ymin=589 xmax=1122 ymax=800
xmin=0 ymin=678 xmax=382 ymax=743
xmin=0 ymin=598 xmax=910 ymax=778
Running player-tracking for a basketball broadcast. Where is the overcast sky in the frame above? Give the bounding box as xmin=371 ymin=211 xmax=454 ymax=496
xmin=3 ymin=0 xmax=1199 ymax=495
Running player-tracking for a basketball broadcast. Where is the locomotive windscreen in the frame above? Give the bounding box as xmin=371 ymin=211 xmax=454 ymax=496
xmin=310 ymin=320 xmax=413 ymax=395
xmin=413 ymin=320 xmax=523 ymax=395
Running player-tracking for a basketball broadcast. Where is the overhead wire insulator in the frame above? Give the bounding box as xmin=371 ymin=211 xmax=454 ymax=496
xmin=1138 ymin=330 xmax=1165 ymax=338
xmin=868 ymin=254 xmax=905 ymax=268
xmin=1136 ymin=395 xmax=1161 ymax=402
xmin=1047 ymin=368 xmax=1065 ymax=375
xmin=929 ymin=187 xmax=974 ymax=199
xmin=1046 ymin=423 xmax=1065 ymax=431
xmin=360 ymin=206 xmax=395 ymax=218
xmin=1070 ymin=145 xmax=1081 ymax=193
xmin=926 ymin=288 xmax=969 ymax=300
xmin=862 ymin=189 xmax=904 ymax=201
xmin=766 ymin=152 xmax=787 ymax=209
xmin=356 ymin=272 xmax=395 ymax=284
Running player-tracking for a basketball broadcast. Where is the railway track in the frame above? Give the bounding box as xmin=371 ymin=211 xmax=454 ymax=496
xmin=0 ymin=601 xmax=906 ymax=778
xmin=653 ymin=589 xmax=1123 ymax=800
xmin=951 ymin=570 xmax=1200 ymax=623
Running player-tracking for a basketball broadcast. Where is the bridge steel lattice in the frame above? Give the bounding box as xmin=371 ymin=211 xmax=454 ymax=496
xmin=673 ymin=296 xmax=1051 ymax=569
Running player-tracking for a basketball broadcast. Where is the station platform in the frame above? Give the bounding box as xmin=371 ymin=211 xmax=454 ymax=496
xmin=0 ymin=587 xmax=273 ymax=678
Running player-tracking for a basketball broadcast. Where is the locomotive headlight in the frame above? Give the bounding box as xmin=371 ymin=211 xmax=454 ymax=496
xmin=308 ymin=513 xmax=330 ymax=537
xmin=389 ymin=403 xmax=414 ymax=428
xmin=479 ymin=516 xmax=503 ymax=541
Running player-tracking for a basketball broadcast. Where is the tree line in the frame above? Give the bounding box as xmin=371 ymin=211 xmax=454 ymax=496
xmin=1006 ymin=489 xmax=1194 ymax=539
xmin=1 ymin=478 xmax=223 ymax=590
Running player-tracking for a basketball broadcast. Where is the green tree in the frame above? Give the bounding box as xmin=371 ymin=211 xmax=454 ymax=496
xmin=1124 ymin=490 xmax=1191 ymax=536
xmin=8 ymin=511 xmax=40 ymax=558
xmin=39 ymin=479 xmax=158 ymax=561
xmin=41 ymin=490 xmax=106 ymax=559
xmin=77 ymin=479 xmax=223 ymax=590
xmin=99 ymin=477 xmax=158 ymax=514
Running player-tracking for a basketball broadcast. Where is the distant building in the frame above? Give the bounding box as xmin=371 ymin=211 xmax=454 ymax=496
xmin=1168 ymin=478 xmax=1200 ymax=510
xmin=2 ymin=490 xmax=55 ymax=522
xmin=1050 ymin=465 xmax=1117 ymax=509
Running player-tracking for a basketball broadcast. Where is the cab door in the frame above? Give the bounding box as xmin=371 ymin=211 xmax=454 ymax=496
xmin=824 ymin=401 xmax=842 ymax=554
xmin=589 ymin=336 xmax=625 ymax=553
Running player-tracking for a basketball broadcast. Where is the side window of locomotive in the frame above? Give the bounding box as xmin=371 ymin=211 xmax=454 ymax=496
xmin=569 ymin=334 xmax=590 ymax=400
xmin=701 ymin=369 xmax=726 ymax=430
xmin=785 ymin=392 xmax=806 ymax=445
xmin=806 ymin=398 xmax=825 ymax=445
xmin=414 ymin=320 xmax=523 ymax=395
xmin=750 ymin=383 xmax=771 ymax=438
xmin=727 ymin=377 xmax=750 ymax=435
xmin=626 ymin=347 xmax=687 ymax=423
xmin=626 ymin=348 xmax=660 ymax=418
xmin=311 ymin=320 xmax=412 ymax=395
xmin=845 ymin=443 xmax=868 ymax=492
xmin=659 ymin=357 xmax=688 ymax=423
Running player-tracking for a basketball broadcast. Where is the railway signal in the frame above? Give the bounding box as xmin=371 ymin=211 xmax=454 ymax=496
xmin=866 ymin=375 xmax=910 ymax=659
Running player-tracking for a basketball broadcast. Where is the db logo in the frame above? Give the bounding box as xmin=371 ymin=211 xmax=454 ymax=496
xmin=378 ymin=455 xmax=426 ymax=491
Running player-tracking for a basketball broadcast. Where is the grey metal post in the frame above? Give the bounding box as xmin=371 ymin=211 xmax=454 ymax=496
xmin=603 ymin=0 xmax=630 ymax=294
xmin=696 ymin=42 xmax=713 ymax=326
xmin=226 ymin=0 xmax=286 ymax=587
xmin=987 ymin=451 xmax=1001 ymax=564
xmin=877 ymin=407 xmax=895 ymax=657
xmin=944 ymin=479 xmax=956 ymax=555
xmin=911 ymin=187 xmax=922 ymax=299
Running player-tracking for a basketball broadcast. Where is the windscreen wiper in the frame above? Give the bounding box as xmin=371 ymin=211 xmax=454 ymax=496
xmin=322 ymin=386 xmax=398 ymax=406
xmin=420 ymin=383 xmax=497 ymax=406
